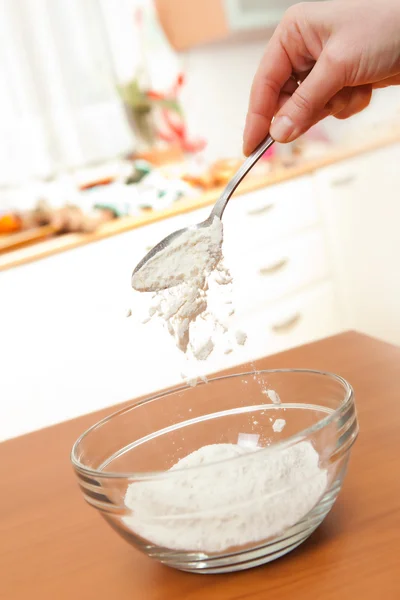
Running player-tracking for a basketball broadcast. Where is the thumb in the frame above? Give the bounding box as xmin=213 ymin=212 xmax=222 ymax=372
xmin=270 ymin=52 xmax=344 ymax=142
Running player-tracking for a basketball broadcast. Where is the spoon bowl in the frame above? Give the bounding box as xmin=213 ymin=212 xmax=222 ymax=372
xmin=131 ymin=135 xmax=275 ymax=291
xmin=131 ymin=219 xmax=213 ymax=291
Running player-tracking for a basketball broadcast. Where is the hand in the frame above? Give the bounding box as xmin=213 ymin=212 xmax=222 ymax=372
xmin=243 ymin=0 xmax=400 ymax=154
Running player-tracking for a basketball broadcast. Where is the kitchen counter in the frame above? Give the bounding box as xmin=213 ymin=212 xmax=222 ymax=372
xmin=1 ymin=128 xmax=400 ymax=273
xmin=1 ymin=330 xmax=400 ymax=600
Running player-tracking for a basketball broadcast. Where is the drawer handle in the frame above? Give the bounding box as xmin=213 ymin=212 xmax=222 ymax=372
xmin=271 ymin=312 xmax=301 ymax=333
xmin=259 ymin=257 xmax=288 ymax=276
xmin=330 ymin=174 xmax=356 ymax=187
xmin=247 ymin=203 xmax=274 ymax=216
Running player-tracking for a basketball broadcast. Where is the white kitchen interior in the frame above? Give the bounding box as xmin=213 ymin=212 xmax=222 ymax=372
xmin=1 ymin=0 xmax=400 ymax=442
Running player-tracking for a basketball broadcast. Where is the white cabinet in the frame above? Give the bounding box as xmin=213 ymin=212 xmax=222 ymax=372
xmin=223 ymin=175 xmax=319 ymax=252
xmin=0 ymin=216 xmax=190 ymax=441
xmin=234 ymin=281 xmax=343 ymax=360
xmin=316 ymin=143 xmax=400 ymax=346
xmin=229 ymin=229 xmax=331 ymax=314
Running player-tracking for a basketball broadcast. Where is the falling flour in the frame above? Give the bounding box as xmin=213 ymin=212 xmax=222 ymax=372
xmin=131 ymin=216 xmax=246 ymax=360
xmin=263 ymin=389 xmax=281 ymax=404
xmin=123 ymin=440 xmax=327 ymax=553
xmin=272 ymin=418 xmax=286 ymax=432
xmin=235 ymin=330 xmax=247 ymax=346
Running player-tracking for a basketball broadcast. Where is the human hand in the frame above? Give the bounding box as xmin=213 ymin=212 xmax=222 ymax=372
xmin=243 ymin=0 xmax=400 ymax=154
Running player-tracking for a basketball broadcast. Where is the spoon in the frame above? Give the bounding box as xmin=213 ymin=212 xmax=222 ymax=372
xmin=131 ymin=134 xmax=275 ymax=291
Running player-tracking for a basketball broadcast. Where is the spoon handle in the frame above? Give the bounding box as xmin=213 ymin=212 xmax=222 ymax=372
xmin=210 ymin=134 xmax=275 ymax=220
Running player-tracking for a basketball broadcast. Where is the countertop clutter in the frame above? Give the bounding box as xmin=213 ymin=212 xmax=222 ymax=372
xmin=1 ymin=127 xmax=400 ymax=273
xmin=1 ymin=331 xmax=400 ymax=600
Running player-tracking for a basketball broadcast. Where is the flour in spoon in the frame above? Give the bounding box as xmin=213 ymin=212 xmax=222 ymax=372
xmin=132 ymin=216 xmax=244 ymax=359
xmin=132 ymin=217 xmax=223 ymax=293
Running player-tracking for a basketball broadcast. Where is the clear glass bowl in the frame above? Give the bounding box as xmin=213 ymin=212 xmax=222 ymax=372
xmin=71 ymin=369 xmax=358 ymax=574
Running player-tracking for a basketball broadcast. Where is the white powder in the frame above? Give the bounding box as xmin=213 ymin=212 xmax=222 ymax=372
xmin=123 ymin=440 xmax=327 ymax=553
xmin=132 ymin=216 xmax=246 ymax=360
xmin=132 ymin=217 xmax=223 ymax=293
xmin=235 ymin=330 xmax=247 ymax=346
xmin=237 ymin=432 xmax=260 ymax=448
xmin=263 ymin=389 xmax=281 ymax=404
xmin=190 ymin=336 xmax=214 ymax=361
xmin=272 ymin=418 xmax=286 ymax=432
xmin=181 ymin=373 xmax=208 ymax=387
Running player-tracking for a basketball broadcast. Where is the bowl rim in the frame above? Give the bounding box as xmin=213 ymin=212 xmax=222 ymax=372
xmin=71 ymin=368 xmax=355 ymax=479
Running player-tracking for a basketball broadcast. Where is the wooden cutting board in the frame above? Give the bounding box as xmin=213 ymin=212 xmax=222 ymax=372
xmin=0 ymin=225 xmax=56 ymax=253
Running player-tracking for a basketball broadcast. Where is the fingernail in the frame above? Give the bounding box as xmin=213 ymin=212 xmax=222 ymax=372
xmin=270 ymin=116 xmax=295 ymax=142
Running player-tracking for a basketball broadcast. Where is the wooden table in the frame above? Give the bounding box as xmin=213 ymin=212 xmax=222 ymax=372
xmin=2 ymin=331 xmax=400 ymax=600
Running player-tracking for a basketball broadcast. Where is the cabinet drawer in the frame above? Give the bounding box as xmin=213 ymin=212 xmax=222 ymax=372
xmin=97 ymin=174 xmax=318 ymax=284
xmin=227 ymin=229 xmax=330 ymax=312
xmin=233 ymin=281 xmax=343 ymax=361
xmin=168 ymin=177 xmax=319 ymax=253
xmin=222 ymin=176 xmax=319 ymax=251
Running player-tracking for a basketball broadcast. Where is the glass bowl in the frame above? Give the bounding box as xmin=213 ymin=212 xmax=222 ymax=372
xmin=71 ymin=369 xmax=358 ymax=574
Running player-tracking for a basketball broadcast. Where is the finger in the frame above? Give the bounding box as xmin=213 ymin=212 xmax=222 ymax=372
xmin=296 ymin=85 xmax=373 ymax=133
xmin=270 ymin=49 xmax=346 ymax=143
xmin=372 ymin=74 xmax=400 ymax=89
xmin=334 ymin=85 xmax=372 ymax=120
xmin=243 ymin=32 xmax=293 ymax=155
xmin=276 ymin=92 xmax=292 ymax=113
xmin=324 ymin=87 xmax=352 ymax=115
xmin=276 ymin=82 xmax=350 ymax=124
xmin=276 ymin=70 xmax=321 ymax=116
xmin=243 ymin=71 xmax=301 ymax=154
xmin=276 ymin=77 xmax=300 ymax=111
xmin=276 ymin=82 xmax=357 ymax=129
xmin=282 ymin=76 xmax=299 ymax=95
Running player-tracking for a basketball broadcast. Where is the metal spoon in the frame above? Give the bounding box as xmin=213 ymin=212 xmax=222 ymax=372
xmin=131 ymin=134 xmax=275 ymax=291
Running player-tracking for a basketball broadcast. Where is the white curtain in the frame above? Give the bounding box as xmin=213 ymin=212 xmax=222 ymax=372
xmin=0 ymin=0 xmax=144 ymax=188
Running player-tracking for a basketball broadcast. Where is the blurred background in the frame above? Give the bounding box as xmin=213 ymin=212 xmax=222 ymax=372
xmin=1 ymin=0 xmax=399 ymax=442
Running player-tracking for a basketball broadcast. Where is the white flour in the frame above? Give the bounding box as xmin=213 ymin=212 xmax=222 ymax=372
xmin=272 ymin=418 xmax=286 ymax=432
xmin=235 ymin=330 xmax=247 ymax=346
xmin=131 ymin=216 xmax=245 ymax=360
xmin=263 ymin=389 xmax=281 ymax=404
xmin=132 ymin=217 xmax=223 ymax=293
xmin=123 ymin=440 xmax=327 ymax=553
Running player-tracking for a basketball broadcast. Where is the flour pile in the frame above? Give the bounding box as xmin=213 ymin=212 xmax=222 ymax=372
xmin=131 ymin=216 xmax=244 ymax=360
xmin=123 ymin=440 xmax=327 ymax=553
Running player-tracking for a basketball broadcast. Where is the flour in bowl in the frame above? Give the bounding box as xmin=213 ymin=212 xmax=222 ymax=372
xmin=123 ymin=440 xmax=327 ymax=553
